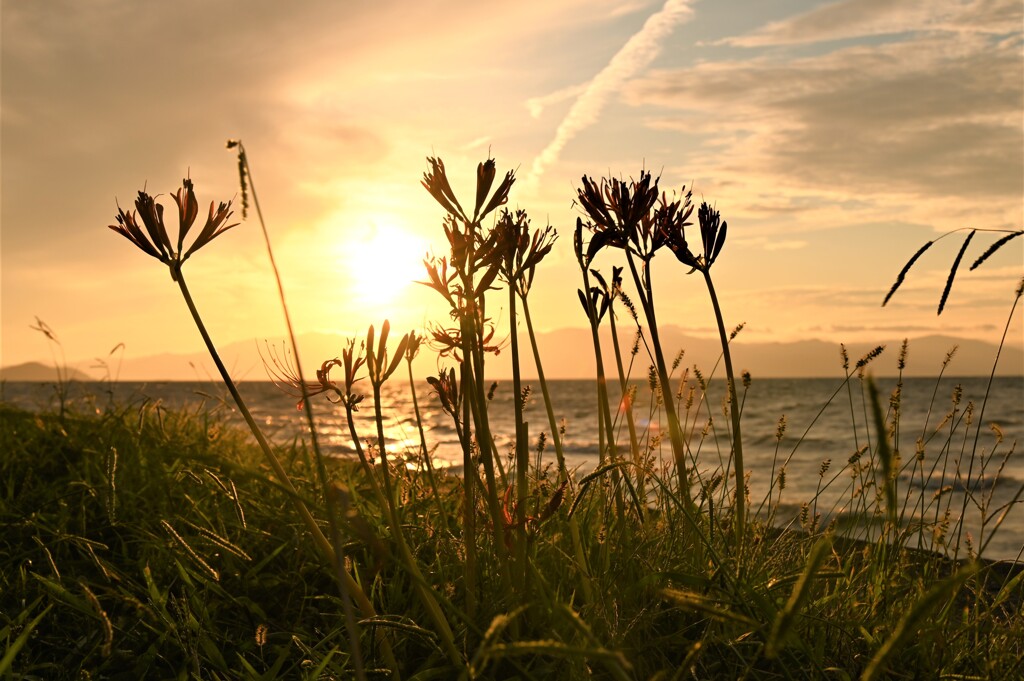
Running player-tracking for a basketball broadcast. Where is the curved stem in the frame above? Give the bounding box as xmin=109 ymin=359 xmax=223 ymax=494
xmin=520 ymin=296 xmax=567 ymax=482
xmin=607 ymin=304 xmax=644 ymax=503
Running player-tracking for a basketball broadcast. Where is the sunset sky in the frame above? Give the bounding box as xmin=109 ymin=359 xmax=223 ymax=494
xmin=2 ymin=0 xmax=1022 ymax=379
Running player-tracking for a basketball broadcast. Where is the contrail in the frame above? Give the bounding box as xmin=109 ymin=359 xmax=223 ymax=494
xmin=525 ymin=0 xmax=695 ymax=193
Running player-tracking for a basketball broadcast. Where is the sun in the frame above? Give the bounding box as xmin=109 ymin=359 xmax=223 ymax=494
xmin=341 ymin=217 xmax=426 ymax=310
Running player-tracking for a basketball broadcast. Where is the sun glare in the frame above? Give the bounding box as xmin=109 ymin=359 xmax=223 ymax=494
xmin=340 ymin=217 xmax=426 ymax=310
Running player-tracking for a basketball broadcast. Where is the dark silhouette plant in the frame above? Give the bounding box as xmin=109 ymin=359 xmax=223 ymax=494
xmin=108 ymin=179 xmax=393 ymax=675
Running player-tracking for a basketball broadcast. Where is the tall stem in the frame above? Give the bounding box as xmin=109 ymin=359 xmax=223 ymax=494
xmin=461 ymin=311 xmax=507 ymax=552
xmin=624 ymin=251 xmax=693 ymax=514
xmin=372 ymin=382 xmax=463 ymax=670
xmin=579 ymin=267 xmax=625 ymax=517
xmin=459 ymin=360 xmax=479 ymax=619
xmin=703 ymin=270 xmax=746 ymax=542
xmin=174 ymin=271 xmax=397 ymax=675
xmin=508 ymin=283 xmax=529 ymax=590
xmin=607 ymin=305 xmax=644 ymax=503
xmin=520 ymin=297 xmax=567 ymax=482
xmin=238 ymin=144 xmax=367 ymax=678
xmin=407 ymin=359 xmax=449 ymax=530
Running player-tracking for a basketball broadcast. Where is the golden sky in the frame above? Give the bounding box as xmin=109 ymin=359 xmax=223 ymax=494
xmin=2 ymin=0 xmax=1022 ymax=379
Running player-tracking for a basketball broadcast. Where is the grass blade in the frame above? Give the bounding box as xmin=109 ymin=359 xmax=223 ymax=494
xmin=861 ymin=562 xmax=978 ymax=681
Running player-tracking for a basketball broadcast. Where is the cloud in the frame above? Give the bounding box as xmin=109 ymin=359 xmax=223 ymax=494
xmin=524 ymin=0 xmax=695 ymax=192
xmin=526 ymin=83 xmax=588 ymax=119
xmin=626 ymin=23 xmax=1023 ymax=232
xmin=719 ymin=0 xmax=1021 ymax=47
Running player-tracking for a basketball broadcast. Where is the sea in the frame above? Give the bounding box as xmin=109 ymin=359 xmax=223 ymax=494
xmin=4 ymin=376 xmax=1023 ymax=561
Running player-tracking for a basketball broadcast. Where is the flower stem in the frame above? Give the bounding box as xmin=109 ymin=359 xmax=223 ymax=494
xmin=371 ymin=382 xmax=464 ymax=670
xmin=624 ymin=251 xmax=695 ymax=519
xmin=174 ymin=270 xmax=398 ymax=676
xmin=702 ymin=269 xmax=746 ymax=543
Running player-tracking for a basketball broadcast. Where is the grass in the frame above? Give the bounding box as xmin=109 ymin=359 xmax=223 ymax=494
xmin=3 ymin=152 xmax=1022 ymax=679
xmin=2 ymin=381 xmax=1022 ymax=679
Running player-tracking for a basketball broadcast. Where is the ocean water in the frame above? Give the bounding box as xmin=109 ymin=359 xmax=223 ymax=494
xmin=5 ymin=375 xmax=1023 ymax=560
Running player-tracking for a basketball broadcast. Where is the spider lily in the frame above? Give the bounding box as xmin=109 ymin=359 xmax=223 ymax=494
xmin=493 ymin=209 xmax=557 ymax=296
xmin=422 ymin=157 xmax=515 ymax=225
xmin=109 ymin=178 xmax=237 ymax=279
xmin=663 ymin=201 xmax=728 ymax=272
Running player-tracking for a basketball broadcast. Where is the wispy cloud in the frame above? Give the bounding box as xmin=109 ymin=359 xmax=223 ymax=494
xmin=525 ymin=0 xmax=694 ymax=192
xmin=719 ymin=0 xmax=1021 ymax=47
xmin=526 ymin=83 xmax=588 ymax=119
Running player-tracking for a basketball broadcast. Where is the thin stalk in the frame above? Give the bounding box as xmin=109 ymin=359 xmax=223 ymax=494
xmin=624 ymin=250 xmax=694 ymax=519
xmin=238 ymin=143 xmax=367 ymax=678
xmin=343 ymin=405 xmax=386 ymax=507
xmin=458 ymin=362 xmax=479 ymax=620
xmin=407 ymin=358 xmax=450 ymax=532
xmin=371 ymin=384 xmax=399 ymax=518
xmin=702 ymin=270 xmax=746 ymax=543
xmin=520 ymin=295 xmax=593 ymax=602
xmin=606 ymin=303 xmax=645 ymax=504
xmin=957 ymin=279 xmax=1022 ymax=561
xmin=520 ymin=297 xmax=567 ymax=482
xmin=174 ymin=271 xmax=396 ymax=674
xmin=371 ymin=382 xmax=464 ymax=671
xmin=177 ymin=271 xmax=331 ymax=559
xmin=508 ymin=283 xmax=530 ymax=591
xmin=460 ymin=312 xmax=507 ymax=552
xmin=579 ymin=268 xmax=624 ymax=517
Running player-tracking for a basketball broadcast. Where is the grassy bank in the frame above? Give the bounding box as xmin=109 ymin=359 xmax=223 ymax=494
xmin=2 ymin=397 xmax=1022 ymax=679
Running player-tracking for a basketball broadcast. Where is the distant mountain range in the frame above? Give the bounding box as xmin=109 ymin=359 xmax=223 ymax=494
xmin=0 ymin=362 xmax=94 ymax=382
xmin=4 ymin=327 xmax=1021 ymax=382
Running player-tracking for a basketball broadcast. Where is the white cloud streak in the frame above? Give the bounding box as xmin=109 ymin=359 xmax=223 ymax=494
xmin=525 ymin=0 xmax=694 ymax=192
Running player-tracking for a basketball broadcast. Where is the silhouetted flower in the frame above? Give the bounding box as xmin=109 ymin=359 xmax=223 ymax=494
xmin=108 ymin=178 xmax=238 ymax=277
xmin=365 ymin=321 xmax=409 ymax=388
xmin=263 ymin=339 xmax=368 ymax=411
xmin=663 ymin=201 xmax=727 ymax=272
xmin=492 ymin=209 xmax=557 ymax=295
xmin=576 ymin=171 xmax=693 ymax=264
xmin=428 ymin=317 xmax=504 ymax=362
xmin=422 ymin=157 xmax=516 ymax=225
xmin=426 ymin=367 xmax=461 ymax=418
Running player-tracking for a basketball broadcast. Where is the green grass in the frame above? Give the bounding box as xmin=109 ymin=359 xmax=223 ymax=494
xmin=2 ymin=395 xmax=1022 ymax=680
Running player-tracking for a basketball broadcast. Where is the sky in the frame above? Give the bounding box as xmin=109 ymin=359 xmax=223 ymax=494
xmin=2 ymin=0 xmax=1022 ymax=380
